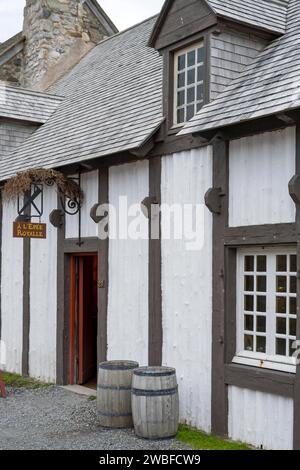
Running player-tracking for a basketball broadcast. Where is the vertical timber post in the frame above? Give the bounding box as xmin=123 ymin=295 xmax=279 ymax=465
xmin=211 ymin=136 xmax=229 ymax=437
xmin=22 ymin=191 xmax=31 ymax=376
xmin=97 ymin=168 xmax=109 ymax=365
xmin=148 ymin=157 xmax=162 ymax=366
xmin=0 ymin=190 xmax=2 ymax=342
xmin=56 ymin=194 xmax=66 ymax=385
xmin=294 ymin=124 xmax=300 ymax=450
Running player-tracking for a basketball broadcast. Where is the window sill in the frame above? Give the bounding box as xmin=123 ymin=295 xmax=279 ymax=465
xmin=225 ymin=363 xmax=295 ymax=398
xmin=232 ymin=353 xmax=296 ymax=374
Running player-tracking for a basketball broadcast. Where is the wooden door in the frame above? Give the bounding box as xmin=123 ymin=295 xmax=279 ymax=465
xmin=78 ymin=256 xmax=98 ymax=384
xmin=69 ymin=254 xmax=98 ymax=385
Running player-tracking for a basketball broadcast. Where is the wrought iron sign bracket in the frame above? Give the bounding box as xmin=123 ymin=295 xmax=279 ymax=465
xmin=59 ymin=169 xmax=83 ymax=246
xmin=18 ymin=184 xmax=43 ymax=220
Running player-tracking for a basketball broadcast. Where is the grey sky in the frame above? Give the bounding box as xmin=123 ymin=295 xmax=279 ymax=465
xmin=0 ymin=0 xmax=164 ymax=42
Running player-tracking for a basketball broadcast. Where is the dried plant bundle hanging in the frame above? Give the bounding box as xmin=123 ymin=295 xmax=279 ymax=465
xmin=3 ymin=168 xmax=83 ymax=202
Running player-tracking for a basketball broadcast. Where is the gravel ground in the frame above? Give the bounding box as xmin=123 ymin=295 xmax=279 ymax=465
xmin=0 ymin=386 xmax=190 ymax=450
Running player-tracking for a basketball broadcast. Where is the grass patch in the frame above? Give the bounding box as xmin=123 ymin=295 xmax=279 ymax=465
xmin=1 ymin=372 xmax=52 ymax=389
xmin=87 ymin=395 xmax=97 ymax=401
xmin=177 ymin=425 xmax=251 ymax=450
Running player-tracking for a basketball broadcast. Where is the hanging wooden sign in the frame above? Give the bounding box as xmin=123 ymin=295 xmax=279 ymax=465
xmin=13 ymin=221 xmax=47 ymax=239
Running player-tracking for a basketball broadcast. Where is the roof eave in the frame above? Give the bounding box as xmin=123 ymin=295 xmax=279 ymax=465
xmin=215 ymin=13 xmax=285 ymax=37
xmin=182 ymin=108 xmax=300 ymax=142
xmin=84 ymin=0 xmax=118 ymax=36
xmin=0 ymin=35 xmax=25 ymax=67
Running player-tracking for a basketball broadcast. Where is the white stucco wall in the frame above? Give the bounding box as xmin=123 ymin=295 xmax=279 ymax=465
xmin=229 ymin=127 xmax=296 ymax=227
xmin=107 ymin=160 xmax=149 ymax=366
xmin=29 ymin=186 xmax=57 ymax=382
xmin=228 ymin=386 xmax=294 ymax=450
xmin=161 ymin=147 xmax=213 ymax=433
xmin=0 ymin=198 xmax=23 ymax=374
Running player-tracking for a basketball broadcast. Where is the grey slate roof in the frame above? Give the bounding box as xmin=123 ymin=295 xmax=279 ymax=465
xmin=0 ymin=83 xmax=63 ymax=123
xmin=207 ymin=0 xmax=288 ymax=35
xmin=180 ymin=0 xmax=300 ymax=136
xmin=0 ymin=16 xmax=163 ymax=181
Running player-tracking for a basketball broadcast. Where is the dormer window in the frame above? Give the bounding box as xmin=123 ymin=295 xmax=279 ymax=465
xmin=174 ymin=42 xmax=205 ymax=126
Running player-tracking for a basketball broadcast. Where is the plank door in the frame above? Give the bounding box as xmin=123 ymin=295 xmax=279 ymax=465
xmin=78 ymin=255 xmax=98 ymax=384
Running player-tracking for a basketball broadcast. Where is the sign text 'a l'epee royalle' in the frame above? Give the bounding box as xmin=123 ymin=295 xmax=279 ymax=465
xmin=13 ymin=221 xmax=47 ymax=239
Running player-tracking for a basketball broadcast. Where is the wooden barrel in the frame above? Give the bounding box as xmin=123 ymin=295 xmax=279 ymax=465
xmin=132 ymin=366 xmax=179 ymax=439
xmin=97 ymin=360 xmax=139 ymax=428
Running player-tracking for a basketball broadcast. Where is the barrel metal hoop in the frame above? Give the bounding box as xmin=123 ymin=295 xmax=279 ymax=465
xmin=133 ymin=370 xmax=175 ymax=377
xmin=99 ymin=362 xmax=138 ymax=371
xmin=132 ymin=386 xmax=178 ymax=397
xmin=98 ymin=384 xmax=132 ymax=391
xmin=98 ymin=410 xmax=132 ymax=418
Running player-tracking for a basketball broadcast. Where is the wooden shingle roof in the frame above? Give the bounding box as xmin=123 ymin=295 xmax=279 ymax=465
xmin=0 ymin=16 xmax=163 ymax=181
xmin=180 ymin=0 xmax=300 ymax=137
xmin=0 ymin=83 xmax=63 ymax=123
xmin=208 ymin=0 xmax=288 ymax=35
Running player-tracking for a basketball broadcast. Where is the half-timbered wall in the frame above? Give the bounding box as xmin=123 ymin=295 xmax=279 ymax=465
xmin=29 ymin=186 xmax=57 ymax=382
xmin=228 ymin=386 xmax=294 ymax=450
xmin=0 ymin=198 xmax=23 ymax=373
xmin=229 ymin=127 xmax=296 ymax=227
xmin=107 ymin=160 xmax=149 ymax=365
xmin=210 ymin=29 xmax=268 ymax=100
xmin=65 ymin=170 xmax=99 ymax=239
xmin=161 ymin=147 xmax=213 ymax=432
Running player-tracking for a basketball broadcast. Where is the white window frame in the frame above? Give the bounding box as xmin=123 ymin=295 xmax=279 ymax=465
xmin=173 ymin=41 xmax=205 ymax=127
xmin=234 ymin=246 xmax=297 ymax=374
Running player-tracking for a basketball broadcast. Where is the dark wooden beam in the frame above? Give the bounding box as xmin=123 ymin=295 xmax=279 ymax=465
xmin=211 ymin=136 xmax=229 ymax=437
xmin=56 ymin=194 xmax=66 ymax=385
xmin=97 ymin=168 xmax=109 ymax=364
xmin=148 ymin=157 xmax=162 ymax=366
xmin=224 ymin=223 xmax=297 ymax=246
xmin=0 ymin=192 xmax=2 ymax=342
xmin=149 ymin=134 xmax=208 ymax=157
xmin=293 ymin=124 xmax=300 ymax=449
xmin=224 ymin=247 xmax=237 ymax=364
xmin=198 ymin=118 xmax=296 ymax=143
xmin=63 ymin=237 xmax=99 ymax=253
xmin=22 ymin=192 xmax=31 ymax=377
xmin=225 ymin=364 xmax=295 ymax=399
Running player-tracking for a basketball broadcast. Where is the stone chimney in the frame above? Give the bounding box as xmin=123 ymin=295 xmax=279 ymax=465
xmin=21 ymin=0 xmax=116 ymax=91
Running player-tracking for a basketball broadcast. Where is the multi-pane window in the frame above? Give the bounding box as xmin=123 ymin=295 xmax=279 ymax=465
xmin=174 ymin=42 xmax=205 ymax=125
xmin=243 ymin=254 xmax=267 ymax=355
xmin=236 ymin=248 xmax=298 ymax=373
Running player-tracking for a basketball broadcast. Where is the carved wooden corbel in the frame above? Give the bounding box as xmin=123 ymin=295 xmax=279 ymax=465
xmin=289 ymin=174 xmax=300 ymax=205
xmin=141 ymin=196 xmax=158 ymax=219
xmin=49 ymin=209 xmax=64 ymax=228
xmin=90 ymin=203 xmax=109 ymax=224
xmin=205 ymin=187 xmax=225 ymax=214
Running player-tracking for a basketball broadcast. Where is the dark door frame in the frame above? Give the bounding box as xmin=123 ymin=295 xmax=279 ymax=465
xmin=68 ymin=252 xmax=98 ymax=385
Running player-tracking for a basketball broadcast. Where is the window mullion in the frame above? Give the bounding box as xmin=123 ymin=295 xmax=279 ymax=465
xmin=236 ymin=253 xmax=243 ymax=353
xmin=267 ymin=254 xmax=276 ymax=357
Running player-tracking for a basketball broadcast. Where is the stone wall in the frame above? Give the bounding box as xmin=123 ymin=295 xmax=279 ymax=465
xmin=21 ymin=0 xmax=110 ymax=90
